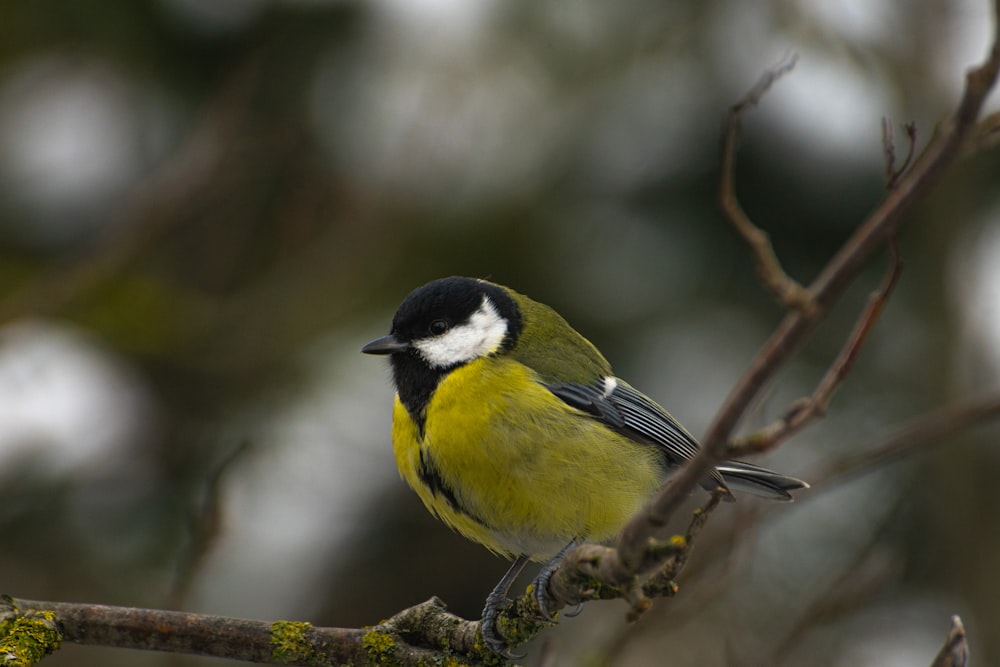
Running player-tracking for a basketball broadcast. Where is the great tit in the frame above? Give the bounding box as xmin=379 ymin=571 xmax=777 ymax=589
xmin=362 ymin=276 xmax=807 ymax=656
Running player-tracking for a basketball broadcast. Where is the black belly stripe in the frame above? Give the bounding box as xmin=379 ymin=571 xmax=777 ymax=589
xmin=417 ymin=447 xmax=492 ymax=528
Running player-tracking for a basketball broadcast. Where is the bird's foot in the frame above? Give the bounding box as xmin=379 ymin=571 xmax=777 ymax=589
xmin=481 ymin=589 xmax=525 ymax=659
xmin=480 ymin=556 xmax=529 ymax=658
xmin=531 ymin=540 xmax=582 ymax=622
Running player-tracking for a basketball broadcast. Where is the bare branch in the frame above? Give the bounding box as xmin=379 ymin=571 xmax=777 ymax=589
xmin=620 ymin=0 xmax=1000 ymax=557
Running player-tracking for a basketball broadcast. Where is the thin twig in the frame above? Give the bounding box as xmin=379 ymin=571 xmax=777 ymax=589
xmin=811 ymin=391 xmax=1000 ymax=489
xmin=882 ymin=117 xmax=896 ymax=183
xmin=882 ymin=119 xmax=919 ymax=188
xmin=511 ymin=492 xmax=724 ymax=637
xmin=899 ymin=122 xmax=919 ymax=179
xmin=732 ymin=237 xmax=903 ymax=455
xmin=167 ymin=440 xmax=253 ymax=609
xmin=641 ymin=488 xmax=727 ymax=600
xmin=719 ymin=55 xmax=816 ymax=315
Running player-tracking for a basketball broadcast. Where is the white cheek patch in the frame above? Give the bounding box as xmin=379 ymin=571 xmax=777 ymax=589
xmin=414 ymin=296 xmax=508 ymax=368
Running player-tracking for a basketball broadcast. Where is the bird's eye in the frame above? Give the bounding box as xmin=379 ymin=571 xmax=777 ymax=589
xmin=428 ymin=319 xmax=449 ymax=335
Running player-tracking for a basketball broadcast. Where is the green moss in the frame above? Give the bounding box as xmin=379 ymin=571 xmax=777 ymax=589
xmin=361 ymin=629 xmax=397 ymax=665
xmin=469 ymin=635 xmax=511 ymax=667
xmin=0 ymin=597 xmax=18 ymax=637
xmin=0 ymin=610 xmax=62 ymax=666
xmin=270 ymin=620 xmax=320 ymax=665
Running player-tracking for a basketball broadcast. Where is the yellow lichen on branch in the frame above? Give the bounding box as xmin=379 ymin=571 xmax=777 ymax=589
xmin=0 ymin=600 xmax=62 ymax=667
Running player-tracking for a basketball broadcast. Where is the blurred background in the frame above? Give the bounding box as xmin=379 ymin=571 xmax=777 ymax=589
xmin=1 ymin=0 xmax=998 ymax=665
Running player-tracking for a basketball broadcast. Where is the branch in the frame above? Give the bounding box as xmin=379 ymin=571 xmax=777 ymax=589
xmin=616 ymin=0 xmax=1000 ymax=563
xmin=0 ymin=597 xmax=450 ymax=667
xmin=544 ymin=489 xmax=727 ymax=620
xmin=0 ymin=494 xmax=726 ymax=666
xmin=472 ymin=492 xmax=726 ymax=655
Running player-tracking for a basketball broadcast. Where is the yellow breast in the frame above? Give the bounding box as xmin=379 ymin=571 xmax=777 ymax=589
xmin=392 ymin=357 xmax=665 ymax=560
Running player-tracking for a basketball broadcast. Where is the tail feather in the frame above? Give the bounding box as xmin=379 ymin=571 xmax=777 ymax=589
xmin=715 ymin=460 xmax=809 ymax=501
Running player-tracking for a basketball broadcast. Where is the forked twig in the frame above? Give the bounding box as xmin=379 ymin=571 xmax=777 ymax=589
xmin=882 ymin=118 xmax=919 ymax=188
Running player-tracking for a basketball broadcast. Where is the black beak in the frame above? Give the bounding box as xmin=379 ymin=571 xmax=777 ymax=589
xmin=361 ymin=334 xmax=410 ymax=355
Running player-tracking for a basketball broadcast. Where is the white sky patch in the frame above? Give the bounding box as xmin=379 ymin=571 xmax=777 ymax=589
xmin=934 ymin=0 xmax=1000 ymax=108
xmin=0 ymin=320 xmax=155 ymax=478
xmin=758 ymin=51 xmax=886 ymax=167
xmin=369 ymin=0 xmax=498 ymax=52
xmin=0 ymin=54 xmax=174 ymax=249
xmin=413 ymin=296 xmax=508 ymax=368
xmin=798 ymin=0 xmax=902 ymax=47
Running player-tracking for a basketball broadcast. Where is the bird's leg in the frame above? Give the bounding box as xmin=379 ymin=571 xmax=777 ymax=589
xmin=532 ymin=539 xmax=582 ymax=621
xmin=481 ymin=555 xmax=529 ymax=658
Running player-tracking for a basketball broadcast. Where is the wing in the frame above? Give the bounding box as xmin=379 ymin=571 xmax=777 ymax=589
xmin=544 ymin=376 xmax=725 ymax=489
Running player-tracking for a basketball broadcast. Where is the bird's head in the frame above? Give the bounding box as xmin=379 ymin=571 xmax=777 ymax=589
xmin=362 ymin=277 xmax=524 ymax=417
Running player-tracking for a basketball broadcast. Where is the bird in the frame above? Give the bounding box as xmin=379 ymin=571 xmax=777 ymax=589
xmin=362 ymin=276 xmax=807 ymax=656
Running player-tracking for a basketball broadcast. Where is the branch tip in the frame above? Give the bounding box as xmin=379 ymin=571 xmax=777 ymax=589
xmin=930 ymin=615 xmax=968 ymax=667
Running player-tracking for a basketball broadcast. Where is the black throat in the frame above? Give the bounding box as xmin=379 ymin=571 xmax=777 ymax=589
xmin=390 ymin=351 xmax=451 ymax=431
xmin=385 ymin=277 xmax=524 ymax=433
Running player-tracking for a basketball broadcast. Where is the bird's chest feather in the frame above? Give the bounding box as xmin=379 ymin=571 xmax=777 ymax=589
xmin=390 ymin=357 xmax=663 ymax=558
xmin=393 ymin=359 xmax=550 ymax=503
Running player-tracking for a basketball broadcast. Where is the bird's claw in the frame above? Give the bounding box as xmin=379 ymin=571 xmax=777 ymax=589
xmin=531 ymin=567 xmax=557 ymax=622
xmin=481 ymin=598 xmax=525 ymax=659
